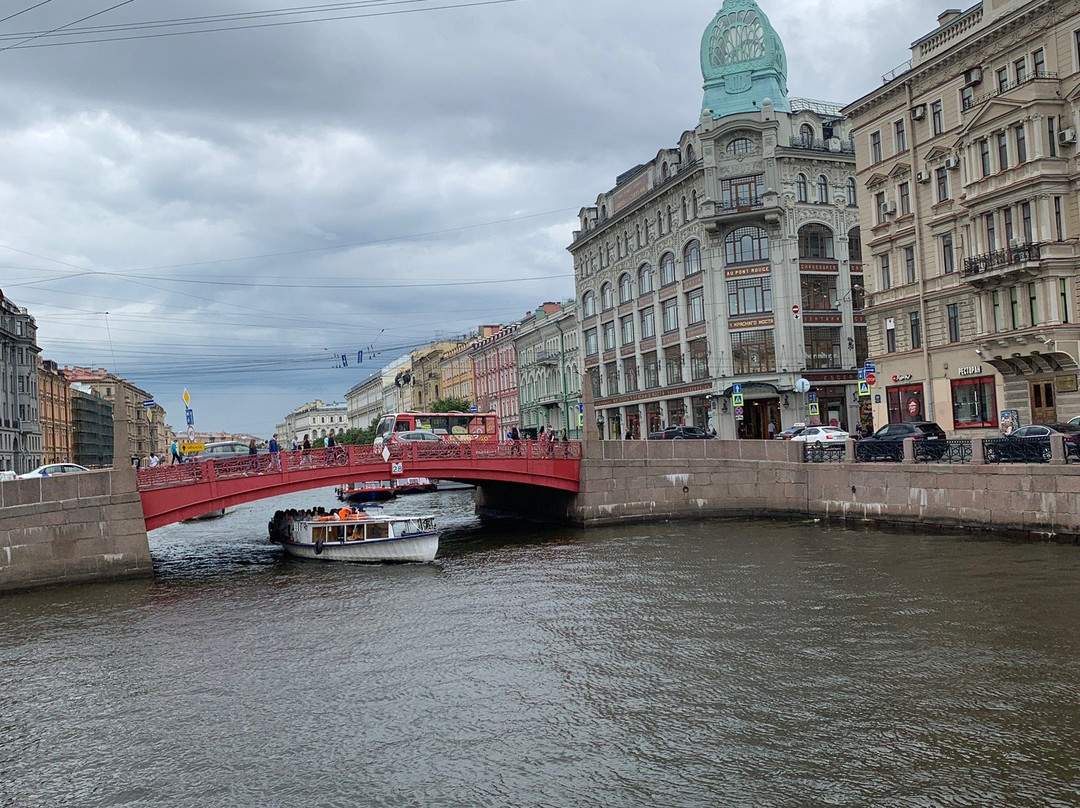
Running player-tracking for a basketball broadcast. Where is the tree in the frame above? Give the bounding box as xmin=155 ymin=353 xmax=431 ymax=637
xmin=430 ymin=397 xmax=472 ymax=413
xmin=335 ymin=416 xmax=381 ymax=446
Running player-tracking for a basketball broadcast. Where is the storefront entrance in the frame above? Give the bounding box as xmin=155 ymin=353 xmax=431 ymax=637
xmin=1030 ymin=380 xmax=1056 ymax=423
xmin=742 ymin=397 xmax=780 ymax=439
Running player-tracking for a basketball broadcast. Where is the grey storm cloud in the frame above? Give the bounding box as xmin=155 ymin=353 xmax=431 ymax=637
xmin=0 ymin=0 xmax=944 ymax=433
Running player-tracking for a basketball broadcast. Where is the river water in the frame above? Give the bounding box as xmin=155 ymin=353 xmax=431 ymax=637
xmin=3 ymin=487 xmax=1080 ymax=807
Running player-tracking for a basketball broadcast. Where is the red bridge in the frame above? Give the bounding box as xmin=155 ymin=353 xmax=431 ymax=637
xmin=136 ymin=441 xmax=583 ymax=530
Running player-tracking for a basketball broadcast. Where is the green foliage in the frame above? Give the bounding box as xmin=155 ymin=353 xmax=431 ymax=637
xmin=430 ymin=397 xmax=472 ymax=413
xmin=335 ymin=416 xmax=381 ymax=446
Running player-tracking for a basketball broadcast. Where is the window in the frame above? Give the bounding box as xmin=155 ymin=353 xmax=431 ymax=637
xmin=909 ymin=310 xmax=922 ymax=349
xmin=622 ymin=358 xmax=638 ymax=392
xmin=660 ymin=253 xmax=676 ymax=286
xmin=727 ymin=276 xmax=772 ymax=316
xmin=904 ymin=245 xmax=916 ymax=284
xmin=620 ymin=315 xmax=634 ymax=345
xmin=991 ymin=290 xmax=1002 ymax=331
xmin=846 ymin=177 xmax=857 ymax=206
xmin=687 ymin=287 xmax=705 ymax=325
xmin=690 ymin=340 xmax=709 ymax=381
xmin=721 ymin=175 xmax=764 ymax=209
xmin=1015 ymin=123 xmax=1027 ymax=163
xmin=931 ymin=100 xmax=944 ymax=135
xmin=887 ymin=383 xmax=925 ymax=423
xmin=1009 ymin=287 xmax=1020 ymax=329
xmin=796 ymin=173 xmax=808 ymax=202
xmin=1004 ymin=207 xmax=1014 ymax=244
xmin=870 ymin=132 xmax=882 ymax=163
xmin=662 ymin=298 xmax=679 ymax=332
xmin=582 ymin=291 xmax=596 ymax=317
xmin=686 ymin=143 xmax=696 ymax=163
xmin=1028 ymin=282 xmax=1038 ymax=326
xmin=986 ymin=212 xmax=996 ymax=251
xmin=1061 ymin=278 xmax=1070 ymax=323
xmin=600 ymin=282 xmax=613 ymax=311
xmin=1033 ymin=48 xmax=1046 ymax=77
xmin=936 ymin=167 xmax=949 ymax=202
xmin=885 ymin=320 xmax=897 ymax=353
xmin=805 ymin=327 xmax=842 ymax=369
xmin=640 ymin=307 xmax=655 ymax=339
xmin=1021 ymin=201 xmax=1033 ymax=242
xmin=798 ymin=224 xmax=834 ymax=259
xmin=683 ymin=240 xmax=702 ymax=276
xmin=961 ymin=85 xmax=974 ymax=110
xmin=603 ymin=320 xmax=616 ymax=351
xmin=875 ymin=191 xmax=888 ymax=224
xmin=664 ymin=346 xmax=683 ymax=385
xmin=1055 ymin=196 xmax=1064 ymax=241
xmin=727 ymin=138 xmax=756 ymax=155
xmin=951 ymin=377 xmax=997 ymax=429
xmin=947 ymin=303 xmax=960 ymax=342
xmin=816 ymin=175 xmax=829 ymax=204
xmin=850 ymin=274 xmax=865 ymax=310
xmin=942 ymin=233 xmax=954 ymax=274
xmin=604 ymin=362 xmax=619 ymax=396
xmin=1049 ymin=115 xmax=1058 ymax=157
xmin=638 ymin=264 xmax=653 ymax=295
xmin=996 ymin=66 xmax=1008 ymax=93
xmin=899 ymin=182 xmax=910 ymax=215
xmin=879 ymin=253 xmax=892 ymax=290
xmin=799 ymin=123 xmax=814 ymax=145
xmin=801 ymin=275 xmax=838 ymax=311
xmin=731 ymin=330 xmax=775 ymax=374
xmin=997 ymin=131 xmax=1008 ymax=170
xmin=618 ymin=273 xmax=632 ymax=304
xmin=724 ymin=226 xmax=769 ymax=264
xmin=894 ymin=119 xmax=907 ymax=153
xmin=980 ymin=139 xmax=991 ymax=176
xmin=1014 ymin=57 xmax=1027 ymax=84
xmin=585 ymin=328 xmax=598 ymax=356
xmin=643 ymin=351 xmax=659 ymax=388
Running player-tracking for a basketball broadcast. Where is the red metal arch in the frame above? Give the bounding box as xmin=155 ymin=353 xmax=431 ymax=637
xmin=137 ymin=442 xmax=581 ymax=530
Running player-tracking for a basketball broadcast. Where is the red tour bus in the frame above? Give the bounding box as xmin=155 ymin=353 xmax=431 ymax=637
xmin=373 ymin=411 xmax=499 ymax=444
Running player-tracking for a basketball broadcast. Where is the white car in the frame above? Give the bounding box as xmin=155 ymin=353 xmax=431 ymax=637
xmin=17 ymin=463 xmax=90 ymax=479
xmin=790 ymin=426 xmax=850 ymax=444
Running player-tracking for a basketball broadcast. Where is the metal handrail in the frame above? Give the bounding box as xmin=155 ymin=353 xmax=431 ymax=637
xmin=962 ymin=242 xmax=1042 ymax=276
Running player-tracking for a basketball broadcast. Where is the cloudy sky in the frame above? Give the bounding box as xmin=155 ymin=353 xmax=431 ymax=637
xmin=0 ymin=0 xmax=943 ymax=435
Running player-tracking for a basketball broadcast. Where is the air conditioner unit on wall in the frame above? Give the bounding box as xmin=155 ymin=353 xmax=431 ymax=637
xmin=911 ymin=104 xmax=927 ymax=121
xmin=1059 ymin=127 xmax=1077 ymax=145
xmin=944 ymin=156 xmax=960 ymax=170
xmin=916 ymin=170 xmax=931 ymax=183
xmin=885 ymin=201 xmax=897 ymax=215
xmin=963 ymin=67 xmax=983 ymax=86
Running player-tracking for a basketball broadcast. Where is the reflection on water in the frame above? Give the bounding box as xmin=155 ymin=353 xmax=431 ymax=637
xmin=4 ymin=487 xmax=1080 ymax=807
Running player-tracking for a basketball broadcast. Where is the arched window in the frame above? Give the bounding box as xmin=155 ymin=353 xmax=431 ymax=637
xmin=681 ymin=196 xmax=688 ymax=223
xmin=666 ymin=205 xmax=673 ymax=231
xmin=848 ymin=227 xmax=863 ymax=262
xmin=600 ymin=282 xmax=613 ymax=311
xmin=846 ymin=177 xmax=857 ymax=206
xmin=686 ymin=143 xmax=696 ymax=163
xmin=799 ymin=123 xmax=814 ymax=145
xmin=727 ymin=138 xmax=756 ymax=155
xmin=724 ymin=226 xmax=769 ymax=264
xmin=691 ymin=191 xmax=698 ymax=219
xmin=582 ymin=290 xmax=596 ymax=317
xmin=657 ymin=210 xmax=663 ymax=236
xmin=798 ymin=224 xmax=835 ymax=259
xmin=660 ymin=252 xmax=677 ymax=285
xmin=796 ymin=173 xmax=808 ymax=203
xmin=816 ymin=175 xmax=829 ymax=204
xmin=683 ymin=240 xmax=702 ymax=276
xmin=638 ymin=264 xmax=654 ymax=295
xmin=619 ymin=272 xmax=633 ymax=304
xmin=600 ymin=205 xmax=607 ymax=220
xmin=661 ymin=162 xmax=669 ymax=179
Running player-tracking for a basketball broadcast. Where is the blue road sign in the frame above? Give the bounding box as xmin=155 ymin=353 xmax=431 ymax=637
xmin=732 ymin=383 xmax=742 ymax=394
xmin=858 ymin=368 xmax=866 ymax=380
xmin=185 ymin=408 xmax=194 ymax=426
xmin=864 ymin=361 xmax=876 ymax=373
xmin=808 ymin=393 xmax=818 ymax=403
xmin=141 ymin=399 xmax=156 ymax=408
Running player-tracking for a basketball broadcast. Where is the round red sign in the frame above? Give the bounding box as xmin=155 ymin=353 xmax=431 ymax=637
xmin=866 ymin=373 xmax=876 ymax=385
xmin=906 ymin=398 xmax=920 ymax=416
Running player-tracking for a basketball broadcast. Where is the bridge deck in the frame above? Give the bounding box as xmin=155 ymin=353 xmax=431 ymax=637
xmin=136 ymin=441 xmax=582 ymax=530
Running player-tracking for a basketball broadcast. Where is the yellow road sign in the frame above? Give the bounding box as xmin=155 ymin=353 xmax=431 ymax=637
xmin=180 ymin=442 xmax=205 ymax=453
xmin=183 ymin=388 xmax=191 ymax=406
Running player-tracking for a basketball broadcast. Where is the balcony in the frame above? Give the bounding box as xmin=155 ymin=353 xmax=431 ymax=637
xmin=785 ymin=136 xmax=855 ymax=154
xmin=962 ymin=242 xmax=1042 ymax=284
xmin=703 ymin=195 xmax=781 ymax=230
xmin=535 ymin=348 xmax=560 ymax=365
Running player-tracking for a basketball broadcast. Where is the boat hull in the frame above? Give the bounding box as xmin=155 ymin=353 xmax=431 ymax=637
xmin=280 ymin=533 xmax=438 ymax=563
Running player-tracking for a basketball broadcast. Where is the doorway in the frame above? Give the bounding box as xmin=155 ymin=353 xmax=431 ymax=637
xmin=1030 ymin=380 xmax=1056 ymax=423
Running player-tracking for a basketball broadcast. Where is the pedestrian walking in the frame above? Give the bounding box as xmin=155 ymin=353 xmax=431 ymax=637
xmin=149 ymin=453 xmax=160 ymax=468
xmin=245 ymin=438 xmax=259 ymax=474
xmin=301 ymin=434 xmax=312 ymax=466
xmin=510 ymin=426 xmax=521 ymax=456
xmin=768 ymin=419 xmax=776 ymax=440
xmin=170 ymin=439 xmax=183 ymax=465
xmin=268 ymin=433 xmax=281 ymax=471
xmin=291 ymin=436 xmax=299 ymax=452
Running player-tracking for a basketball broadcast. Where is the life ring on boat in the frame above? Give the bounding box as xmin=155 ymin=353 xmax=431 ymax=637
xmin=317 ymin=515 xmax=335 ymax=522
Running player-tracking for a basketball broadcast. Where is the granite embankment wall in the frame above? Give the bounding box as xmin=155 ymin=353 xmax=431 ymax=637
xmin=0 ymin=468 xmax=153 ymax=593
xmin=571 ymin=439 xmax=1080 ymax=540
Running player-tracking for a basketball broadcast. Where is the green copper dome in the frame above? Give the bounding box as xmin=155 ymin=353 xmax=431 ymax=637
xmin=701 ymin=0 xmax=789 ymax=118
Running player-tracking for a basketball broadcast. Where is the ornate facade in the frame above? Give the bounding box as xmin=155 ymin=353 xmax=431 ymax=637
xmin=843 ymin=0 xmax=1080 ymax=432
xmin=570 ymin=0 xmax=866 ymax=440
xmin=514 ymin=302 xmax=582 ymax=439
xmin=0 ymin=291 xmax=42 ymax=473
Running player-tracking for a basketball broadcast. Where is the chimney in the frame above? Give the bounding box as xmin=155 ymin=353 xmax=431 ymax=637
xmin=937 ymin=8 xmax=961 ymax=26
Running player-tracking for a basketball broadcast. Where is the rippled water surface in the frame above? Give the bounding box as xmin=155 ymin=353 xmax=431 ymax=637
xmin=4 ymin=488 xmax=1080 ymax=807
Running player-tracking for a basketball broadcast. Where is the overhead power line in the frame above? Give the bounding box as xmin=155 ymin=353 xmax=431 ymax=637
xmin=0 ymin=0 xmax=57 ymax=26
xmin=0 ymin=0 xmax=136 ymax=52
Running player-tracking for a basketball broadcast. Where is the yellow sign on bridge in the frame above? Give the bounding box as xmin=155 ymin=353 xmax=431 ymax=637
xmin=180 ymin=443 xmax=205 ymax=454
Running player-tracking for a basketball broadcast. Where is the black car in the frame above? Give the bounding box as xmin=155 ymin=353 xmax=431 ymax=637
xmin=648 ymin=426 xmax=715 ymax=440
xmin=855 ymin=421 xmax=948 ymax=462
xmin=984 ymin=423 xmax=1080 ymax=463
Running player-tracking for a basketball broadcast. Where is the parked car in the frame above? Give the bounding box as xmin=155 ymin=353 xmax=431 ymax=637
xmin=855 ymin=421 xmax=948 ymax=462
xmin=188 ymin=440 xmax=255 ymax=461
xmin=774 ymin=424 xmax=806 ymax=440
xmin=386 ymin=430 xmax=448 ymax=444
xmin=18 ymin=463 xmax=90 ymax=479
xmin=0 ymin=470 xmax=18 ymax=482
xmin=1069 ymin=416 xmax=1080 ymax=426
xmin=647 ymin=426 xmax=715 ymax=440
xmin=791 ymin=426 xmax=849 ymax=444
xmin=984 ymin=423 xmax=1080 ymax=462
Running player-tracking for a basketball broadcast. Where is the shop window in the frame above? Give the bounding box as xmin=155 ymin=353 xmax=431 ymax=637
xmin=887 ymin=384 xmax=925 ymax=423
xmin=952 ymin=376 xmax=998 ymax=429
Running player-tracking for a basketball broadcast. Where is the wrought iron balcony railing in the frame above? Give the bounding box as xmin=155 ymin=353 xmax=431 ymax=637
xmin=962 ymin=242 xmax=1042 ymax=277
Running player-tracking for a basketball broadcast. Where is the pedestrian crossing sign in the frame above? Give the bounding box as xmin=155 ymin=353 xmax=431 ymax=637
xmin=858 ymin=381 xmax=871 ymax=397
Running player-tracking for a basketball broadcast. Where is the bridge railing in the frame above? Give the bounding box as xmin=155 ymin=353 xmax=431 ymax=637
xmin=136 ymin=440 xmax=582 ymax=491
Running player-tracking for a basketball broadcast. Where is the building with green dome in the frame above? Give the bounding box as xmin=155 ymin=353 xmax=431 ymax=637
xmin=569 ymin=0 xmax=868 ymax=441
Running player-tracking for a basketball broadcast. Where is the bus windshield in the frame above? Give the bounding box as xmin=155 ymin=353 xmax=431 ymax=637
xmin=374 ymin=412 xmax=498 ymax=443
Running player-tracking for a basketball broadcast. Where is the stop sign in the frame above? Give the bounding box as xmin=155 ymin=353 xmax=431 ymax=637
xmin=866 ymin=373 xmax=876 ymax=385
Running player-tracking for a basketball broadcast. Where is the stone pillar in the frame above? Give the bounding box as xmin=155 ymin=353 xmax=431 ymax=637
xmin=111 ymin=388 xmax=137 ymax=490
xmin=1051 ymin=433 xmax=1066 ymax=465
xmin=903 ymin=436 xmax=916 ymax=463
xmin=970 ymin=437 xmax=984 ymax=463
xmin=581 ymin=371 xmax=600 ymax=457
xmin=844 ymin=437 xmax=859 ymax=464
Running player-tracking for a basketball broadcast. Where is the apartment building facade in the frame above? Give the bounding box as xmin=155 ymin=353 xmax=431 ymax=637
xmin=39 ymin=359 xmax=73 ymax=464
xmin=0 ymin=292 xmax=42 ymax=473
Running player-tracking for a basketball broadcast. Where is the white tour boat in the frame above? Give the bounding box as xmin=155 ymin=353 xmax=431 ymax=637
xmin=268 ymin=507 xmax=439 ymax=563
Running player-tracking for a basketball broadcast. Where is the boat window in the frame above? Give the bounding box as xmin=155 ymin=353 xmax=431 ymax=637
xmin=312 ymin=526 xmax=327 ymax=543
xmin=367 ymin=522 xmax=389 ymax=539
